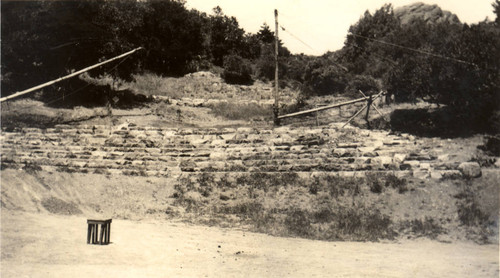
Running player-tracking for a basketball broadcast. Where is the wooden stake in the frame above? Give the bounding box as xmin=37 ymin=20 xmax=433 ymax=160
xmin=274 ymin=9 xmax=280 ymax=125
xmin=365 ymin=94 xmax=372 ymax=129
xmin=358 ymin=90 xmax=386 ymax=120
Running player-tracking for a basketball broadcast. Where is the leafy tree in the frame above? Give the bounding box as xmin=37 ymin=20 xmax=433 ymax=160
xmin=493 ymin=0 xmax=500 ymax=25
xmin=302 ymin=53 xmax=349 ymax=96
xmin=222 ymin=54 xmax=253 ymax=84
xmin=341 ymin=4 xmax=400 ymax=76
xmin=347 ymin=75 xmax=381 ymax=95
xmin=255 ymin=44 xmax=279 ymax=81
xmin=141 ymin=0 xmax=205 ymax=75
xmin=207 ymin=6 xmax=246 ymax=66
xmin=256 ymin=23 xmax=275 ymax=44
xmin=284 ymin=54 xmax=316 ymax=85
xmin=1 ymin=1 xmax=105 ymax=94
xmin=241 ymin=33 xmax=262 ymax=60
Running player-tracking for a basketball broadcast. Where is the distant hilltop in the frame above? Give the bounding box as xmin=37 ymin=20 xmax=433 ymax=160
xmin=394 ymin=2 xmax=461 ymax=25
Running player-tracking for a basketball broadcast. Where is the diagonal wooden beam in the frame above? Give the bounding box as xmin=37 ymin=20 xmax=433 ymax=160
xmin=342 ymin=103 xmax=368 ymax=128
xmin=278 ymin=96 xmax=370 ymax=120
xmin=358 ymin=90 xmax=386 ymax=120
xmin=342 ymin=91 xmax=385 ymax=128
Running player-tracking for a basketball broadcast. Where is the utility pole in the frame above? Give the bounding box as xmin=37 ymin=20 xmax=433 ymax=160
xmin=273 ymin=9 xmax=280 ymax=125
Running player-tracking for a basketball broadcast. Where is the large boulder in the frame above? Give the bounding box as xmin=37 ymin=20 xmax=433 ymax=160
xmin=458 ymin=162 xmax=481 ymax=178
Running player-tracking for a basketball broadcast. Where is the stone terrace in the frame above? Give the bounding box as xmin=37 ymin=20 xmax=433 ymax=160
xmin=1 ymin=123 xmax=475 ymax=180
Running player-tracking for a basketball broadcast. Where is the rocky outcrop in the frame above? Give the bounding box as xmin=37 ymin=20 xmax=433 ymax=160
xmin=394 ymin=2 xmax=461 ymax=25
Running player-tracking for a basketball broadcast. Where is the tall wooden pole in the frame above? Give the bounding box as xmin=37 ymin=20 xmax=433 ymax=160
xmin=274 ymin=9 xmax=280 ymax=125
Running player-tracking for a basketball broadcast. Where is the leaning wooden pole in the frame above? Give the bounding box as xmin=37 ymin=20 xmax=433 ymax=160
xmin=342 ymin=91 xmax=385 ymax=128
xmin=278 ymin=96 xmax=370 ymax=119
xmin=0 ymin=47 xmax=143 ymax=103
xmin=273 ymin=9 xmax=280 ymax=125
xmin=278 ymin=91 xmax=386 ymax=120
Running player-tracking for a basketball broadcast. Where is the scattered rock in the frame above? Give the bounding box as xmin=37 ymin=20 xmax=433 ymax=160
xmin=413 ymin=170 xmax=429 ymax=179
xmin=458 ymin=162 xmax=481 ymax=178
xmin=337 ymin=143 xmax=360 ymax=148
xmin=400 ymin=160 xmax=419 ymax=170
xmin=437 ymin=154 xmax=449 ymax=161
xmin=372 ymin=156 xmax=392 ymax=166
xmin=359 ymin=146 xmax=376 ymax=153
xmin=420 ymin=163 xmax=431 ymax=170
xmin=393 ymin=154 xmax=407 ymax=163
xmin=441 ymin=170 xmax=463 ymax=180
xmin=430 ymin=170 xmax=443 ymax=180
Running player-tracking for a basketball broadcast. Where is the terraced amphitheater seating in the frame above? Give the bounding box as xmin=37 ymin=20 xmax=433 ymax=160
xmin=1 ymin=123 xmax=473 ymax=180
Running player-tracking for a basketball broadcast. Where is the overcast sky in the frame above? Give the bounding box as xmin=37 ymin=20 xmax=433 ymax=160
xmin=186 ymin=0 xmax=496 ymax=55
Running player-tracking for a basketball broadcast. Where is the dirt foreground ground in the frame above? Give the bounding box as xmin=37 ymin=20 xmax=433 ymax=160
xmin=1 ymin=210 xmax=498 ymax=278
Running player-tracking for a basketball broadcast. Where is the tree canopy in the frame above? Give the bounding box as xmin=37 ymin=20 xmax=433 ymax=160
xmin=1 ymin=0 xmax=292 ymax=94
xmin=2 ymin=1 xmax=498 ymax=133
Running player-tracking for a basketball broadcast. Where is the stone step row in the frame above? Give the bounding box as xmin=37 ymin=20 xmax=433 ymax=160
xmin=2 ymin=138 xmax=416 ymax=152
xmin=4 ymin=147 xmax=436 ymax=168
xmin=2 ymin=153 xmax=457 ymax=173
xmin=1 ymin=135 xmax=336 ymax=146
xmin=2 ymin=125 xmax=410 ymax=141
xmin=1 ymin=130 xmax=409 ymax=143
xmin=4 ymin=161 xmax=462 ymax=181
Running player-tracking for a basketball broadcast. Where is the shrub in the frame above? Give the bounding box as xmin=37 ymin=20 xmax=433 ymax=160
xmin=346 ymin=74 xmax=381 ymax=96
xmin=313 ymin=207 xmax=335 ymax=223
xmin=457 ymin=198 xmax=490 ymax=227
xmin=303 ymin=63 xmax=348 ymax=96
xmin=242 ymin=172 xmax=300 ymax=192
xmin=41 ymin=197 xmax=82 ymax=215
xmin=218 ymin=201 xmax=263 ymax=216
xmin=325 ymin=175 xmax=361 ymax=198
xmin=369 ymin=179 xmax=384 ymax=193
xmin=222 ymin=54 xmax=253 ymax=85
xmin=366 ymin=173 xmax=407 ymax=194
xmin=23 ymin=161 xmax=42 ymax=174
xmin=385 ymin=174 xmax=408 ymax=194
xmin=401 ymin=217 xmax=445 ymax=239
xmin=217 ymin=174 xmax=236 ymax=189
xmin=308 ymin=177 xmax=320 ymax=195
xmin=173 ymin=174 xmax=215 ymax=199
xmin=284 ymin=209 xmax=312 ymax=237
xmin=324 ymin=206 xmax=395 ymax=241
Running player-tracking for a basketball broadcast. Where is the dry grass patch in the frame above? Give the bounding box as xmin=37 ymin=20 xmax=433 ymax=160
xmin=207 ymin=101 xmax=273 ymax=121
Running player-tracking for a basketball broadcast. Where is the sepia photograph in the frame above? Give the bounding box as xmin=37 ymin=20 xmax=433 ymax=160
xmin=1 ymin=0 xmax=499 ymax=276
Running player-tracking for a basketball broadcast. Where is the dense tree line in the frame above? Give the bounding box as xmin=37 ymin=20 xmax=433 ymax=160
xmin=298 ymin=2 xmax=499 ymax=133
xmin=1 ymin=0 xmax=291 ymax=96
